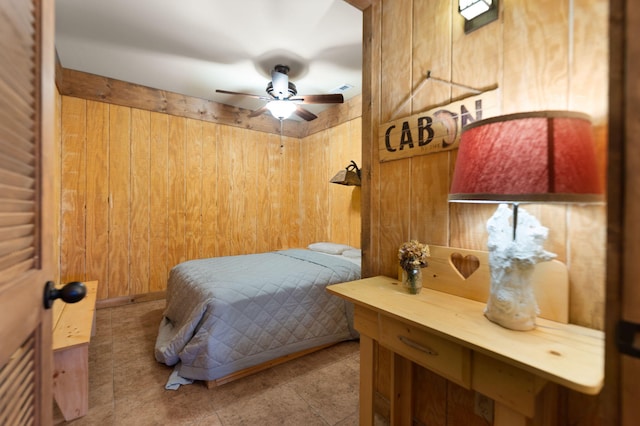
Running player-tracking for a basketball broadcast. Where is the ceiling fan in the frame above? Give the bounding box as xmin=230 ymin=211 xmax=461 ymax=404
xmin=216 ymin=64 xmax=344 ymax=121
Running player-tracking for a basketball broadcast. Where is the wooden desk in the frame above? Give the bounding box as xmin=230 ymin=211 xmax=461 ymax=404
xmin=327 ymin=276 xmax=604 ymax=425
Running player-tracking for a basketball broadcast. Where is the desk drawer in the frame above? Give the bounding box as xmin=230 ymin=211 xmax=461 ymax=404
xmin=379 ymin=316 xmax=471 ymax=388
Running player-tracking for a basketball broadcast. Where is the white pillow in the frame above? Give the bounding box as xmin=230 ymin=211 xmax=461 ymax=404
xmin=342 ymin=249 xmax=361 ymax=258
xmin=307 ymin=242 xmax=355 ymax=255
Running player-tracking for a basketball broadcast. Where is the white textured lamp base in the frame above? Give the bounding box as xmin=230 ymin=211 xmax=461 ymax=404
xmin=484 ymin=204 xmax=556 ymax=331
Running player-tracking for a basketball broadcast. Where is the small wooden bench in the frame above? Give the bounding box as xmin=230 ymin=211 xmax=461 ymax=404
xmin=52 ymin=280 xmax=98 ymax=421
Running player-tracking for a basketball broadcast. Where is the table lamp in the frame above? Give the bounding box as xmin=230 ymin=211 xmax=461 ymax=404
xmin=448 ymin=111 xmax=604 ymax=330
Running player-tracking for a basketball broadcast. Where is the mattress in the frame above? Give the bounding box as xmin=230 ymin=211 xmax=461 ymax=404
xmin=154 ymin=248 xmax=361 ymax=381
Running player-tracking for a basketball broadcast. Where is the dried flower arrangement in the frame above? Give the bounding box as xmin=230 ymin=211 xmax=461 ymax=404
xmin=398 ymin=240 xmax=430 ymax=271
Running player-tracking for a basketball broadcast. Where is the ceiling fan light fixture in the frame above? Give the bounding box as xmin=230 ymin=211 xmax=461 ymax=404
xmin=266 ymin=100 xmax=297 ymax=120
xmin=217 ymin=63 xmax=344 ymax=122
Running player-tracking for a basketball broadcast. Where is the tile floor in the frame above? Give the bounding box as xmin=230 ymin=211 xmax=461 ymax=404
xmin=53 ymin=299 xmax=362 ymax=425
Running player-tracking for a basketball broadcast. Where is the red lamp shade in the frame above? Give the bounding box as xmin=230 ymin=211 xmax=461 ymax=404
xmin=449 ymin=111 xmax=603 ymax=203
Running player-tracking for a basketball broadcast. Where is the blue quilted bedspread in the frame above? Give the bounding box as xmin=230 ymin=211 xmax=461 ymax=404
xmin=154 ymin=249 xmax=361 ymax=381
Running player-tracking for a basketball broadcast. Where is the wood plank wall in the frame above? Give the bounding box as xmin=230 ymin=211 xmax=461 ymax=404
xmin=362 ymin=0 xmax=607 ymax=424
xmin=54 ymin=91 xmax=361 ymax=301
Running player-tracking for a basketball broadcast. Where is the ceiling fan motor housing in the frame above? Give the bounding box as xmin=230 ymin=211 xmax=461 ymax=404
xmin=267 ymin=64 xmax=297 ymax=99
xmin=266 ymin=81 xmax=297 ymax=98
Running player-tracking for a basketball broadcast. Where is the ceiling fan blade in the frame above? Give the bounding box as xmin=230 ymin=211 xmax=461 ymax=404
xmin=248 ymin=105 xmax=269 ymax=118
xmin=216 ymin=89 xmax=269 ymax=100
xmin=289 ymin=93 xmax=344 ymax=104
xmin=294 ymin=105 xmax=318 ymax=121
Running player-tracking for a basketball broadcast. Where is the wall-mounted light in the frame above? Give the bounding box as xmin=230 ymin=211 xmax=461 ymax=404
xmin=449 ymin=111 xmax=603 ymax=331
xmin=330 ymin=161 xmax=361 ymax=186
xmin=265 ymin=100 xmax=297 ymax=120
xmin=458 ymin=0 xmax=499 ymax=34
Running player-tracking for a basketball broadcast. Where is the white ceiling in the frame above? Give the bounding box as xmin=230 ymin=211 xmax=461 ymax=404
xmin=55 ymin=0 xmax=363 ymax=120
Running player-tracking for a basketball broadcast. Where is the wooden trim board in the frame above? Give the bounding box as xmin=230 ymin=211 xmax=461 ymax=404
xmin=419 ymin=245 xmax=569 ymax=324
xmin=52 ymin=281 xmax=98 ymax=421
xmin=52 ymin=281 xmax=98 ymax=351
xmin=205 ymin=342 xmax=338 ymax=389
xmin=95 ymin=290 xmax=166 ymax=310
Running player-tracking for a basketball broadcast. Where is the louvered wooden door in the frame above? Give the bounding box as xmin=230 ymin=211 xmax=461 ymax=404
xmin=0 ymin=0 xmax=56 ymax=424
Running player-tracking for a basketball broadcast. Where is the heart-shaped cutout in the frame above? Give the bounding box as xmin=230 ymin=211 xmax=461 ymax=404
xmin=450 ymin=253 xmax=480 ymax=279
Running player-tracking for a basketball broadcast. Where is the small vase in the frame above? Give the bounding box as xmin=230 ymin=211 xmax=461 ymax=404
xmin=402 ymin=267 xmax=423 ymax=294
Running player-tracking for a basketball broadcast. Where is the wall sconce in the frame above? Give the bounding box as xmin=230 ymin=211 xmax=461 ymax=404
xmin=459 ymin=0 xmax=499 ymax=34
xmin=449 ymin=111 xmax=603 ymax=331
xmin=330 ymin=161 xmax=361 ymax=186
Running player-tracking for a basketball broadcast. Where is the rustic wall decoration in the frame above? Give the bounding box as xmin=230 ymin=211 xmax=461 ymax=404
xmin=378 ymin=88 xmax=499 ymax=162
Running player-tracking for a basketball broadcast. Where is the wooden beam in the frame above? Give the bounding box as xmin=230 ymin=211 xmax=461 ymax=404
xmin=55 ymin=49 xmax=64 ymax=91
xmin=343 ymin=0 xmax=372 ymax=11
xmin=59 ymin=68 xmax=306 ymax=137
xmin=604 ymin=0 xmax=624 ymax=424
xmin=57 ymin=67 xmax=362 ymax=138
xmin=360 ymin=3 xmax=377 ymax=277
xmin=303 ymin=94 xmax=362 ymax=137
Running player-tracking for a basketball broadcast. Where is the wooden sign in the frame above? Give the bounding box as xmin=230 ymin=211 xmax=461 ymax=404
xmin=378 ymin=88 xmax=500 ymax=162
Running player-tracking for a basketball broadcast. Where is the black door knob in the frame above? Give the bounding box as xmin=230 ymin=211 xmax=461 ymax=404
xmin=43 ymin=281 xmax=87 ymax=309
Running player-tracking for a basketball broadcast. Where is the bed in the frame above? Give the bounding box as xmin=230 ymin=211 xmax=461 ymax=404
xmin=154 ymin=243 xmax=361 ymax=387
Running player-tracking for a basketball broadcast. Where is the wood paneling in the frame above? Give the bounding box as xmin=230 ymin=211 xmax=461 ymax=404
xmin=53 ymin=88 xmax=62 ymax=287
xmin=282 ymin=134 xmax=302 ymax=249
xmin=108 ymin=105 xmax=131 ymax=298
xmin=381 ymin=0 xmax=412 ymax=123
xmin=410 ymin=152 xmax=450 ymax=247
xmin=568 ymin=205 xmax=607 ymax=329
xmin=447 ymin=383 xmax=487 ymax=426
xmin=328 ymin=122 xmax=363 ymax=247
xmin=167 ymin=115 xmax=186 ymax=270
xmin=149 ymin=112 xmax=169 ymax=292
xmin=216 ymin=125 xmax=258 ymax=256
xmin=413 ymin=0 xmax=453 ymax=111
xmin=130 ymin=109 xmax=151 ymax=295
xmin=378 ymin=159 xmax=411 ymax=278
xmin=570 ymin=0 xmax=609 ymax=124
xmin=59 ymin=97 xmax=360 ymax=300
xmin=200 ymin=121 xmax=218 ymax=259
xmin=603 ymin=2 xmax=624 ymax=423
xmin=60 ymin=96 xmax=86 ymax=282
xmin=360 ymin=2 xmax=381 ymax=278
xmin=85 ymin=101 xmax=109 ymax=299
xmin=184 ymin=118 xmax=203 ymax=261
xmin=348 ymin=120 xmax=363 ymax=247
xmin=256 ymin=132 xmax=273 ymax=253
xmin=619 ymin=1 xmax=640 ymax=422
xmin=300 ymin=132 xmax=330 ymax=244
xmin=413 ymin=366 xmax=448 ymax=426
xmin=502 ymin=0 xmax=570 ymax=112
